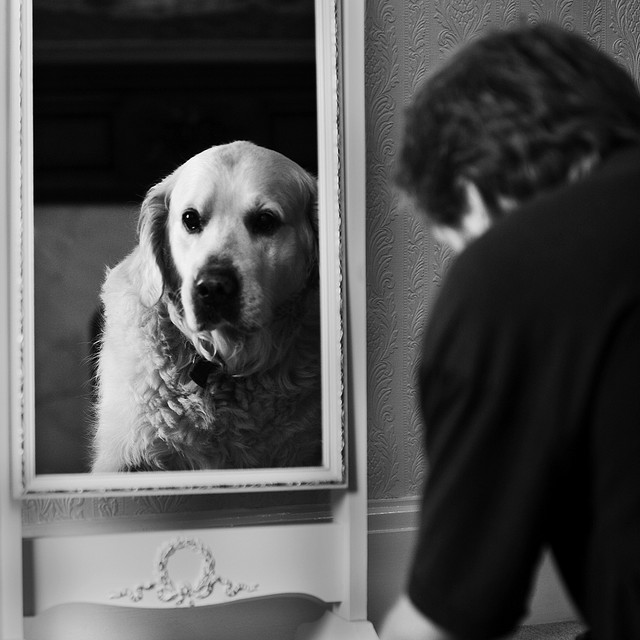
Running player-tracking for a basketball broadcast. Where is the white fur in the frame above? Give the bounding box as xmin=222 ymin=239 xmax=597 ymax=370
xmin=92 ymin=142 xmax=321 ymax=472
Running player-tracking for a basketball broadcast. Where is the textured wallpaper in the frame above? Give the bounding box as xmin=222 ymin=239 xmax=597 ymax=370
xmin=365 ymin=0 xmax=640 ymax=500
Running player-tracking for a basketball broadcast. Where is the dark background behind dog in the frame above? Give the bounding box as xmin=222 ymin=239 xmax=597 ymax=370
xmin=32 ymin=0 xmax=317 ymax=474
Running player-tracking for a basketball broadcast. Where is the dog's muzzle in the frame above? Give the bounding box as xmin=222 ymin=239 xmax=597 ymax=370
xmin=193 ymin=263 xmax=240 ymax=329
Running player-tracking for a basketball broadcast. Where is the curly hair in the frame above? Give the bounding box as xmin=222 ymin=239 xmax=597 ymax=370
xmin=397 ymin=23 xmax=640 ymax=227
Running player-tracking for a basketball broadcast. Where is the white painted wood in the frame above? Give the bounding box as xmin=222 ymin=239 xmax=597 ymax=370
xmin=9 ymin=0 xmax=35 ymax=503
xmin=1 ymin=0 xmax=26 ymax=638
xmin=330 ymin=0 xmax=372 ymax=626
xmin=23 ymin=466 xmax=345 ymax=497
xmin=314 ymin=0 xmax=345 ymax=493
xmin=27 ymin=524 xmax=345 ymax=613
xmin=295 ymin=2 xmax=374 ymax=636
xmin=25 ymin=598 xmax=329 ymax=640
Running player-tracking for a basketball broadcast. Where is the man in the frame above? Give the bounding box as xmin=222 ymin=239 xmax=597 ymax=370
xmin=380 ymin=23 xmax=640 ymax=640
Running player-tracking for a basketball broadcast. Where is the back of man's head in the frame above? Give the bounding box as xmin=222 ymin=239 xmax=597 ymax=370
xmin=398 ymin=23 xmax=640 ymax=227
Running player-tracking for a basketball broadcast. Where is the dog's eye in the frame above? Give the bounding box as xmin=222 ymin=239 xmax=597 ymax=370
xmin=182 ymin=208 xmax=202 ymax=233
xmin=247 ymin=209 xmax=282 ymax=236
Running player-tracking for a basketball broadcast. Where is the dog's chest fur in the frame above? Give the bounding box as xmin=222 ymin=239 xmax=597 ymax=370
xmin=130 ymin=302 xmax=322 ymax=471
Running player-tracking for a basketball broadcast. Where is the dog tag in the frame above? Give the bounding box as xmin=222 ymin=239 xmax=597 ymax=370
xmin=189 ymin=358 xmax=216 ymax=388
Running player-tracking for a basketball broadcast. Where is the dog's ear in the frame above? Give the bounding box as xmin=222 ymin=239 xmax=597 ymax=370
xmin=301 ymin=170 xmax=319 ymax=288
xmin=306 ymin=172 xmax=319 ymax=243
xmin=136 ymin=172 xmax=177 ymax=306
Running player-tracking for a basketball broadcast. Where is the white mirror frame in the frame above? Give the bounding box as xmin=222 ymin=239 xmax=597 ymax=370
xmin=2 ymin=2 xmax=369 ymax=636
xmin=10 ymin=0 xmax=346 ymax=496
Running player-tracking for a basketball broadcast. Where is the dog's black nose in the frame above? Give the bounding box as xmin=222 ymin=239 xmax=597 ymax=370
xmin=195 ymin=268 xmax=238 ymax=305
xmin=192 ymin=263 xmax=241 ymax=329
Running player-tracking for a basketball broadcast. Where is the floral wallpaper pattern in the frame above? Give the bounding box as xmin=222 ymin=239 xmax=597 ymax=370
xmin=365 ymin=0 xmax=640 ymax=500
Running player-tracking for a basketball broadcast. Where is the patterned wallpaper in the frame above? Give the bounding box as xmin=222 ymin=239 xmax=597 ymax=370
xmin=365 ymin=0 xmax=640 ymax=500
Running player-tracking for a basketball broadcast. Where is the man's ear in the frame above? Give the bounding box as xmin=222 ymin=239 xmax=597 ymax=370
xmin=432 ymin=181 xmax=492 ymax=253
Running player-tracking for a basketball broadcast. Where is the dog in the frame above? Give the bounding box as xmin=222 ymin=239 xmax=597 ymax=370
xmin=91 ymin=141 xmax=321 ymax=472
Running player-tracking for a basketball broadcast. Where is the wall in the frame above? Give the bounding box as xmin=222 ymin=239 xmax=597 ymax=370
xmin=364 ymin=0 xmax=640 ymax=630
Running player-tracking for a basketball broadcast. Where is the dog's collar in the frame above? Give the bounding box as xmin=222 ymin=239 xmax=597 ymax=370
xmin=189 ymin=355 xmax=224 ymax=388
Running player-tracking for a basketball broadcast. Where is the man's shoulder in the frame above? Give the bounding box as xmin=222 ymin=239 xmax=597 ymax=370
xmin=452 ymin=145 xmax=640 ymax=289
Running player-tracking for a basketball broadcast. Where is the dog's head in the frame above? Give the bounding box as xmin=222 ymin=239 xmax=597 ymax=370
xmin=136 ymin=141 xmax=318 ymax=373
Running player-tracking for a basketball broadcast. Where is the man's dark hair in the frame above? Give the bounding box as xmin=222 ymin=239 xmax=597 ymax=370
xmin=397 ymin=23 xmax=640 ymax=227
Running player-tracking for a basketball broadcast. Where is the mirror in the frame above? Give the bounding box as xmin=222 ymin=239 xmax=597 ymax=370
xmin=14 ymin=0 xmax=345 ymax=495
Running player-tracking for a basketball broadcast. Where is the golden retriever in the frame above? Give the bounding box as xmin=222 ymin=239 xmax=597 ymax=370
xmin=92 ymin=141 xmax=321 ymax=472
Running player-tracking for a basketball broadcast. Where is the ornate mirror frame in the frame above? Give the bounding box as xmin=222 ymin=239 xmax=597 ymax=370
xmin=8 ymin=0 xmax=346 ymax=496
xmin=1 ymin=1 xmax=369 ymax=636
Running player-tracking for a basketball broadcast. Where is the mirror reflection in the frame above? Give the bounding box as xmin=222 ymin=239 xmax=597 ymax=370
xmin=32 ymin=0 xmax=318 ymax=474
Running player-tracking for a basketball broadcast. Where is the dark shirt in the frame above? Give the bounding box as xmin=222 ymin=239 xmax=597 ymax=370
xmin=408 ymin=146 xmax=640 ymax=640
